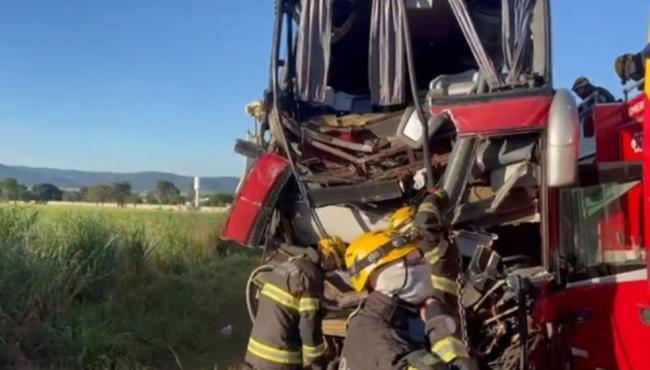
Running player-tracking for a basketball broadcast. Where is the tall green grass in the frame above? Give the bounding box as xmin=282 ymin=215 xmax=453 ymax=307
xmin=0 ymin=206 xmax=259 ymax=370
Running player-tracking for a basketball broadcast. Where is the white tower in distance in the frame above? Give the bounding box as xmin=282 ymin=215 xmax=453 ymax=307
xmin=193 ymin=176 xmax=200 ymax=208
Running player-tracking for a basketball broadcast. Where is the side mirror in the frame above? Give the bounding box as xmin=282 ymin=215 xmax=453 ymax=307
xmin=547 ymin=89 xmax=580 ymax=187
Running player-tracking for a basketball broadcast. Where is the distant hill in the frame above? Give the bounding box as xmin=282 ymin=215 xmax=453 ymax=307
xmin=0 ymin=163 xmax=239 ymax=194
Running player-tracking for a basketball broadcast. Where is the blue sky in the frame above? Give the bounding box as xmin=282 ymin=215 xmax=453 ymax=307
xmin=0 ymin=1 xmax=648 ymax=177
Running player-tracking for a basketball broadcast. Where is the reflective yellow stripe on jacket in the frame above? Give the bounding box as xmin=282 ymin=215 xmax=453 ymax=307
xmin=424 ymin=248 xmax=443 ymax=265
xmin=261 ymin=283 xmax=320 ymax=312
xmin=418 ymin=202 xmax=439 ymax=215
xmin=247 ymin=338 xmax=302 ymax=365
xmin=431 ymin=336 xmax=469 ymax=363
xmin=299 ymin=297 xmax=319 ymax=312
xmin=302 ymin=343 xmax=325 ymax=361
xmin=406 ymin=352 xmax=441 ymax=370
xmin=431 ymin=275 xmax=459 ymax=297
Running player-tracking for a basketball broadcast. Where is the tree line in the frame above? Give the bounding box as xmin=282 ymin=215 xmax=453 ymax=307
xmin=0 ymin=178 xmax=234 ymax=207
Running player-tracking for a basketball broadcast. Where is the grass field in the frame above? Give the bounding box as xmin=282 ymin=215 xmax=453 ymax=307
xmin=0 ymin=204 xmax=259 ymax=370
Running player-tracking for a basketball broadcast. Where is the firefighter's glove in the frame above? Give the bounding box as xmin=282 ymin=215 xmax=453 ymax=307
xmin=448 ymin=358 xmax=479 ymax=370
xmin=414 ymin=199 xmax=441 ymax=231
xmin=414 ymin=191 xmax=448 ymax=232
xmin=405 ymin=350 xmax=447 ymax=370
xmin=424 ymin=302 xmax=471 ymax=367
xmin=425 ymin=314 xmax=458 ymax=348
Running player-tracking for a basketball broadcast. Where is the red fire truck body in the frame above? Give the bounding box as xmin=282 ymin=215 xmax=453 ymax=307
xmin=536 ymin=86 xmax=650 ymax=370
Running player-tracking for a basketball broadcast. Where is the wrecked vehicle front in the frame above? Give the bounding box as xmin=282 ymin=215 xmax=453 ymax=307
xmin=224 ymin=1 xmax=576 ymax=369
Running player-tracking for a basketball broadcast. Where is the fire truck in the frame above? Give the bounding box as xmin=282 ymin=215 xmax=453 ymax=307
xmin=222 ymin=1 xmax=650 ymax=369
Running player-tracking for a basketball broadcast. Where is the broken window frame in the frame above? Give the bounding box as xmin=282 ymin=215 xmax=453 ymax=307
xmin=280 ymin=0 xmax=552 ymax=108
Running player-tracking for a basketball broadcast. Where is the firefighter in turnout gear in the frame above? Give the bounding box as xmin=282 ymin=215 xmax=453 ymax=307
xmin=245 ymin=238 xmax=346 ymax=370
xmin=339 ymin=226 xmax=446 ymax=370
xmin=413 ymin=190 xmax=478 ymax=370
xmin=571 ymin=76 xmax=616 ymax=103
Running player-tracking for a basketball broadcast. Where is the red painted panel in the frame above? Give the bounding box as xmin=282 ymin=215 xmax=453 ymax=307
xmin=430 ymin=96 xmax=552 ymax=134
xmin=221 ymin=153 xmax=290 ymax=246
xmin=624 ymin=185 xmax=644 ymax=250
xmin=620 ymin=123 xmax=644 ymax=251
xmin=644 ymin=27 xmax=650 ymax=294
xmin=627 ymin=93 xmax=645 ymax=123
xmin=593 ymin=103 xmax=628 ymax=162
xmin=535 ymin=277 xmax=650 ymax=370
xmin=591 ymin=95 xmax=642 ymax=163
xmin=620 ymin=121 xmax=643 ymax=162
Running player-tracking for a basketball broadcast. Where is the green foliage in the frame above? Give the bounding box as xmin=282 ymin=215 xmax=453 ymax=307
xmin=79 ymin=186 xmax=89 ymax=200
xmin=0 ymin=177 xmax=27 ymax=202
xmin=62 ymin=190 xmax=83 ymax=202
xmin=153 ymin=181 xmax=181 ymax=205
xmin=0 ymin=178 xmax=192 ymax=206
xmin=208 ymin=193 xmax=234 ymax=207
xmin=0 ymin=205 xmax=259 ymax=370
xmin=144 ymin=191 xmax=158 ymax=205
xmin=31 ymin=183 xmax=64 ymax=202
xmin=85 ymin=185 xmax=112 ymax=204
xmin=20 ymin=187 xmax=33 ymax=202
xmin=128 ymin=193 xmax=143 ymax=205
xmin=109 ymin=182 xmax=132 ymax=207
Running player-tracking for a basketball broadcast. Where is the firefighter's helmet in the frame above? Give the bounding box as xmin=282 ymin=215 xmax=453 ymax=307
xmin=615 ymin=52 xmax=646 ymax=84
xmin=345 ymin=229 xmax=418 ymax=292
xmin=245 ymin=100 xmax=265 ymax=119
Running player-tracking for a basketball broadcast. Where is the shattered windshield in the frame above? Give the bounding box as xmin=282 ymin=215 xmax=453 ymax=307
xmin=293 ymin=0 xmax=550 ymax=107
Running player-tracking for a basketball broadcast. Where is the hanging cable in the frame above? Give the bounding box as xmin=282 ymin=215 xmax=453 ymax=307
xmin=502 ymin=0 xmax=534 ymax=83
xmin=398 ymin=0 xmax=434 ymax=188
xmin=271 ymin=0 xmax=331 ymax=242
